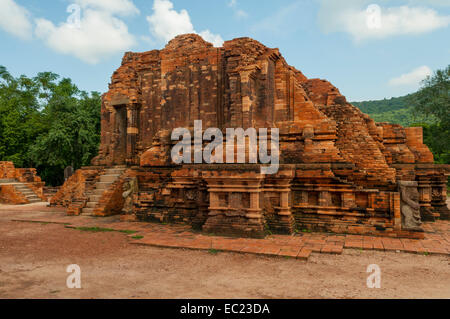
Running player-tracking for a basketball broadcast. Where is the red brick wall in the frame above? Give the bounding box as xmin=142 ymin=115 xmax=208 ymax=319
xmin=0 ymin=185 xmax=28 ymax=204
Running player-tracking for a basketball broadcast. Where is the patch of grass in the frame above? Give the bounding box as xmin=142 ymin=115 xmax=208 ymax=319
xmin=264 ymin=223 xmax=273 ymax=235
xmin=75 ymin=227 xmax=115 ymax=233
xmin=118 ymin=229 xmax=137 ymax=234
xmin=423 ymin=252 xmax=429 ymax=256
xmin=75 ymin=227 xmax=136 ymax=235
xmin=208 ymin=249 xmax=220 ymax=255
xmin=24 ymin=220 xmax=50 ymax=225
xmin=131 ymin=235 xmax=144 ymax=240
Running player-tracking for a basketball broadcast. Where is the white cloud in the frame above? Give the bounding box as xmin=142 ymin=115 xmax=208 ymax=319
xmin=389 ymin=66 xmax=432 ymax=87
xmin=147 ymin=0 xmax=194 ymax=40
xmin=251 ymin=1 xmax=302 ymax=35
xmin=228 ymin=0 xmax=237 ymax=7
xmin=318 ymin=0 xmax=450 ymax=41
xmin=236 ymin=10 xmax=248 ymax=19
xmin=228 ymin=0 xmax=248 ymax=18
xmin=199 ymin=30 xmax=224 ymax=47
xmin=35 ymin=1 xmax=137 ymax=64
xmin=0 ymin=0 xmax=33 ymax=39
xmin=146 ymin=0 xmax=223 ymax=47
xmin=75 ymin=0 xmax=139 ymax=16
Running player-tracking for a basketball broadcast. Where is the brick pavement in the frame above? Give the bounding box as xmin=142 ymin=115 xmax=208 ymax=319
xmin=6 ymin=205 xmax=449 ymax=261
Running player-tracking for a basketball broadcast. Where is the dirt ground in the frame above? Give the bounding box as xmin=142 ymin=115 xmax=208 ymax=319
xmin=0 ymin=203 xmax=449 ymax=299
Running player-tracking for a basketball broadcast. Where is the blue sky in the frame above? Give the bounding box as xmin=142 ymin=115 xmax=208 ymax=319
xmin=0 ymin=0 xmax=449 ymax=101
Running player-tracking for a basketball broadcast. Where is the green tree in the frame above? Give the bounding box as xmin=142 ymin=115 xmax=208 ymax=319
xmin=29 ymin=79 xmax=101 ymax=186
xmin=0 ymin=66 xmax=101 ymax=186
xmin=411 ymin=65 xmax=450 ymax=164
xmin=0 ymin=66 xmax=45 ymax=167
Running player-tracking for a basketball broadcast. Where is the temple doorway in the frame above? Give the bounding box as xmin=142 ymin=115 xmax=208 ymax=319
xmin=113 ymin=105 xmax=127 ymax=165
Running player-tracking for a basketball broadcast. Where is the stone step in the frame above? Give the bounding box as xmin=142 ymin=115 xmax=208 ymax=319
xmin=93 ymin=189 xmax=105 ymax=195
xmin=20 ymin=191 xmax=38 ymax=196
xmin=26 ymin=193 xmax=40 ymax=198
xmin=89 ymin=194 xmax=102 ymax=202
xmin=14 ymin=185 xmax=30 ymax=189
xmin=0 ymin=179 xmax=16 ymax=183
xmin=104 ymin=169 xmax=125 ymax=175
xmin=14 ymin=185 xmax=32 ymax=188
xmin=0 ymin=181 xmax=43 ymax=203
xmin=86 ymin=201 xmax=97 ymax=208
xmin=96 ymin=182 xmax=112 ymax=190
xmin=100 ymin=174 xmax=120 ymax=183
xmin=18 ymin=189 xmax=35 ymax=194
xmin=80 ymin=168 xmax=125 ymax=213
xmin=18 ymin=191 xmax=35 ymax=196
xmin=15 ymin=184 xmax=43 ymax=203
xmin=82 ymin=207 xmax=94 ymax=215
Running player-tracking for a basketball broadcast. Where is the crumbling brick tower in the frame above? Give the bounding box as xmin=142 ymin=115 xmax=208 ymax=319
xmin=53 ymin=34 xmax=449 ymax=238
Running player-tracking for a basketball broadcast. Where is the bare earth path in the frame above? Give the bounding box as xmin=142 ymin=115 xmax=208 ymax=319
xmin=0 ymin=202 xmax=449 ymax=299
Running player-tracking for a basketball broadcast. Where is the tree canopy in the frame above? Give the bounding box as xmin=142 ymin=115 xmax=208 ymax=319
xmin=411 ymin=65 xmax=449 ymax=164
xmin=353 ymin=65 xmax=449 ymax=165
xmin=0 ymin=66 xmax=101 ymax=186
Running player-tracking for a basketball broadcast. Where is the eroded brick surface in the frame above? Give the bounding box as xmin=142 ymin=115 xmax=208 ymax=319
xmin=53 ymin=34 xmax=450 ymax=238
xmin=0 ymin=161 xmax=46 ymax=204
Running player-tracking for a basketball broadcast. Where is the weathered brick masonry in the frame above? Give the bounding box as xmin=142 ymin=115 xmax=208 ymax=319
xmin=0 ymin=161 xmax=46 ymax=204
xmin=52 ymin=34 xmax=450 ymax=238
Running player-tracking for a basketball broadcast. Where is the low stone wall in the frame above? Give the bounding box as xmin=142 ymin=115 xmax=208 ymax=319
xmin=0 ymin=162 xmax=16 ymax=179
xmin=0 ymin=161 xmax=46 ymax=203
xmin=0 ymin=185 xmax=29 ymax=204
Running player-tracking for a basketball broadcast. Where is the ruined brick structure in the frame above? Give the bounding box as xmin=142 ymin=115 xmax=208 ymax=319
xmin=52 ymin=34 xmax=449 ymax=238
xmin=0 ymin=161 xmax=46 ymax=204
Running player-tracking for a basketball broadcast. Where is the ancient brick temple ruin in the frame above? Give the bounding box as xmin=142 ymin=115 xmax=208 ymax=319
xmin=51 ymin=34 xmax=450 ymax=239
xmin=0 ymin=161 xmax=46 ymax=204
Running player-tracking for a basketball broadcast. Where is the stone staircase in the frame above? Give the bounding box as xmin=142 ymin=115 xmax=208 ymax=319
xmin=0 ymin=179 xmax=16 ymax=183
xmin=0 ymin=179 xmax=42 ymax=203
xmin=81 ymin=166 xmax=127 ymax=215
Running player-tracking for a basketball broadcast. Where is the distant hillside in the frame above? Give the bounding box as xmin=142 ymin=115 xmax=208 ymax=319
xmin=351 ymin=94 xmax=435 ymax=127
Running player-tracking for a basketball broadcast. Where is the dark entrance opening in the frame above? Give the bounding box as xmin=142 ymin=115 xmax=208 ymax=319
xmin=114 ymin=105 xmax=127 ymax=165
